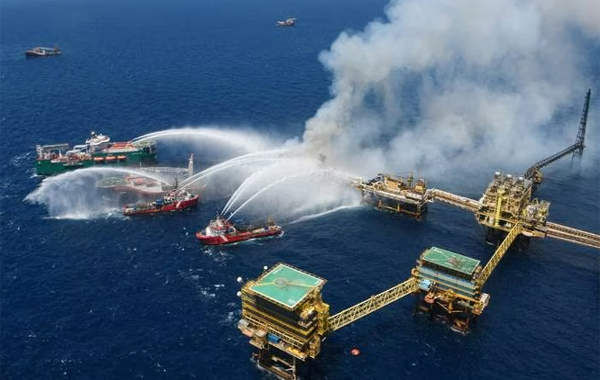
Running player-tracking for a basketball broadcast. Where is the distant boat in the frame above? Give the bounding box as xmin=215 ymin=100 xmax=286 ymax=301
xmin=25 ymin=46 xmax=61 ymax=58
xmin=276 ymin=18 xmax=296 ymax=27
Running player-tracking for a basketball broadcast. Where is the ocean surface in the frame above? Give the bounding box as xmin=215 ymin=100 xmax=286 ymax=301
xmin=1 ymin=0 xmax=599 ymax=379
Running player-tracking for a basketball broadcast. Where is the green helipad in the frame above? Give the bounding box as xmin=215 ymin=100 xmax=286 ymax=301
xmin=250 ymin=263 xmax=325 ymax=310
xmin=422 ymin=247 xmax=481 ymax=276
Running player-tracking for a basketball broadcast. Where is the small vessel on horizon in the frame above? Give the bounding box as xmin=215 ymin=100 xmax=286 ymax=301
xmin=276 ymin=17 xmax=296 ymax=27
xmin=35 ymin=131 xmax=157 ymax=176
xmin=25 ymin=46 xmax=61 ymax=58
xmin=196 ymin=215 xmax=283 ymax=245
xmin=122 ymin=188 xmax=199 ymax=216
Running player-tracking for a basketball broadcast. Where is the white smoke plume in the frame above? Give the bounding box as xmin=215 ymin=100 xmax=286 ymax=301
xmin=303 ymin=0 xmax=600 ymax=181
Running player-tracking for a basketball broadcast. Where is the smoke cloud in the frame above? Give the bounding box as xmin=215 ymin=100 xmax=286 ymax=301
xmin=303 ymin=0 xmax=600 ymax=181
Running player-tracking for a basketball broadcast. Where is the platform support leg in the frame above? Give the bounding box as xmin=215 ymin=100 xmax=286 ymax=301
xmin=254 ymin=347 xmax=298 ymax=380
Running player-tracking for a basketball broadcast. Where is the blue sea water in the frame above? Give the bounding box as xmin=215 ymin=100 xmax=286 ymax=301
xmin=1 ymin=0 xmax=599 ymax=379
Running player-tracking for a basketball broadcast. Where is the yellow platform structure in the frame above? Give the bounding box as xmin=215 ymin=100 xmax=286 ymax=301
xmin=353 ymin=173 xmax=429 ymax=218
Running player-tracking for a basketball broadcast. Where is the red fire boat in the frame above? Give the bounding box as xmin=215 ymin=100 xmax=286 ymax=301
xmin=195 ymin=215 xmax=283 ymax=245
xmin=123 ymin=188 xmax=199 ymax=216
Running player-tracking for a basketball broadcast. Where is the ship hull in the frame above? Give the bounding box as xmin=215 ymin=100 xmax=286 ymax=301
xmin=123 ymin=195 xmax=199 ymax=216
xmin=35 ymin=150 xmax=157 ymax=176
xmin=25 ymin=51 xmax=61 ymax=58
xmin=196 ymin=227 xmax=282 ymax=245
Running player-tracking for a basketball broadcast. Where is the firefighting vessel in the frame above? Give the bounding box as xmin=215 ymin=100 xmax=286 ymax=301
xmin=196 ymin=215 xmax=283 ymax=245
xmin=122 ymin=188 xmax=199 ymax=216
xmin=35 ymin=131 xmax=157 ymax=176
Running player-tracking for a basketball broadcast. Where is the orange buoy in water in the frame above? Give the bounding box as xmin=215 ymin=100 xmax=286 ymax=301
xmin=351 ymin=348 xmax=360 ymax=356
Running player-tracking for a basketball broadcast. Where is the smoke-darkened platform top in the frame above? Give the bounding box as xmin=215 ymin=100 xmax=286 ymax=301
xmin=421 ymin=247 xmax=481 ymax=276
xmin=249 ymin=263 xmax=326 ymax=310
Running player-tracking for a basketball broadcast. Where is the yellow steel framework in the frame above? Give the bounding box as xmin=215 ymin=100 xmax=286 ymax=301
xmin=476 ymin=223 xmax=523 ymax=287
xmin=523 ymin=89 xmax=591 ymax=184
xmin=429 ymin=189 xmax=480 ymax=212
xmin=352 ymin=174 xmax=429 ymax=218
xmin=546 ymin=222 xmax=600 ymax=249
xmin=243 ymin=312 xmax=307 ymax=353
xmin=493 ymin=188 xmax=505 ymax=228
xmin=327 ymin=277 xmax=418 ymax=332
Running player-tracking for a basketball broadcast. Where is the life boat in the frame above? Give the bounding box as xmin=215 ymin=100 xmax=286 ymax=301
xmin=93 ymin=157 xmax=105 ymax=162
xmin=117 ymin=155 xmax=127 ymax=161
xmin=105 ymin=156 xmax=117 ymax=162
xmin=424 ymin=292 xmax=435 ymax=304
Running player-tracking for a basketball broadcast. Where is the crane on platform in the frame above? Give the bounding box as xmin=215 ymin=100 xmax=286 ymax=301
xmin=524 ymin=89 xmax=591 ymax=184
xmin=239 ymin=165 xmax=600 ymax=379
xmin=427 ymin=173 xmax=600 ymax=250
xmin=237 ymin=88 xmax=598 ymax=378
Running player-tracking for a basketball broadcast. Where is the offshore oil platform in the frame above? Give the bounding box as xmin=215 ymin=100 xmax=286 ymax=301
xmin=354 ymin=89 xmax=592 ymax=220
xmin=236 ymin=90 xmax=600 ymax=379
xmin=352 ymin=173 xmax=428 ymax=218
xmin=239 ymin=166 xmax=599 ymax=378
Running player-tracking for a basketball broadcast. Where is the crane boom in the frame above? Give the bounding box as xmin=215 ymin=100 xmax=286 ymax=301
xmin=327 ymin=277 xmax=418 ymax=332
xmin=524 ymin=142 xmax=581 ymax=180
xmin=524 ymin=89 xmax=592 ymax=180
xmin=574 ymin=89 xmax=591 ymax=157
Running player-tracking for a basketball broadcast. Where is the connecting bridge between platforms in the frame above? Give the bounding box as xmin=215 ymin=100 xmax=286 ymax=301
xmin=239 ymin=167 xmax=600 ymax=379
xmin=237 ymin=224 xmax=529 ymax=379
xmin=237 ymin=89 xmax=599 ymax=379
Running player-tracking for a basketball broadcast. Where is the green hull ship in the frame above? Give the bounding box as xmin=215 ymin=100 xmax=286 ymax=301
xmin=35 ymin=132 xmax=157 ymax=176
